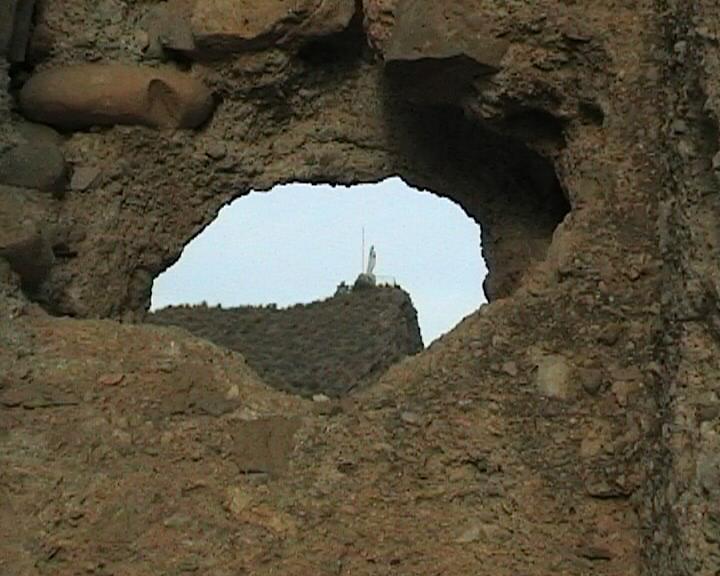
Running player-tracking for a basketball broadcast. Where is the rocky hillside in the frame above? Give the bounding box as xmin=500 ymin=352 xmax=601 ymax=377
xmin=149 ymin=285 xmax=423 ymax=398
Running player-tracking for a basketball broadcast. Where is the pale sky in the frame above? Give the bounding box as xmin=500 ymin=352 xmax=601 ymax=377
xmin=151 ymin=178 xmax=487 ymax=343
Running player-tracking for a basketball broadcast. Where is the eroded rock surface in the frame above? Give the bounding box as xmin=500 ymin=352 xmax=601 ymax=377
xmin=0 ymin=0 xmax=718 ymax=574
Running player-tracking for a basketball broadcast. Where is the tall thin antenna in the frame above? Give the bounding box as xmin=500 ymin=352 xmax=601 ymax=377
xmin=362 ymin=226 xmax=365 ymax=273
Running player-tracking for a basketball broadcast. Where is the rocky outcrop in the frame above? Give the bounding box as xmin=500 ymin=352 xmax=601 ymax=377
xmin=19 ymin=64 xmax=215 ymax=130
xmin=149 ymin=285 xmax=423 ymax=397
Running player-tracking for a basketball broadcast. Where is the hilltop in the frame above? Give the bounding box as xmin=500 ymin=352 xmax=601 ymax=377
xmin=149 ymin=284 xmax=423 ymax=397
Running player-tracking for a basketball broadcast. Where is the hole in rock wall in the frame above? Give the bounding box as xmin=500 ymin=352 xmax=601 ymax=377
xmin=151 ymin=179 xmax=486 ymax=342
xmin=148 ymin=178 xmax=487 ymax=397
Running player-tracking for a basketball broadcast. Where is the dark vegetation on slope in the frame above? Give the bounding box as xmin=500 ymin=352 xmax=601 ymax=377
xmin=148 ymin=284 xmax=423 ymax=397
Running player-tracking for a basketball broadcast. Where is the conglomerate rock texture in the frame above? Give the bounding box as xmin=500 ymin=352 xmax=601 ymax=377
xmin=1 ymin=0 xmax=719 ymax=574
xmin=149 ymin=285 xmax=424 ymax=398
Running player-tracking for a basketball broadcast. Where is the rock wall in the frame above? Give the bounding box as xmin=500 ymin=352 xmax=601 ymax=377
xmin=650 ymin=1 xmax=720 ymax=572
xmin=1 ymin=0 xmax=572 ymax=318
xmin=1 ymin=1 xmax=719 ymax=575
xmin=149 ymin=285 xmax=423 ymax=398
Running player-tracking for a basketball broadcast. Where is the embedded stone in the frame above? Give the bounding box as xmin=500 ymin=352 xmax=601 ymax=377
xmin=384 ymin=3 xmax=509 ymax=68
xmin=380 ymin=2 xmax=508 ymax=104
xmin=19 ymin=64 xmax=215 ymax=130
xmin=0 ymin=140 xmax=67 ymax=194
xmin=579 ymin=368 xmax=604 ymax=395
xmin=70 ymin=166 xmax=101 ymax=191
xmin=142 ymin=1 xmax=196 ymax=59
xmin=533 ymin=353 xmax=573 ymax=399
xmin=190 ymin=0 xmax=355 ymax=53
xmin=501 ymin=361 xmax=519 ymax=377
xmin=204 ymin=141 xmax=227 ymax=160
xmin=291 ymin=0 xmax=356 ymax=40
xmin=14 ymin=122 xmax=64 ymax=146
xmin=191 ymin=0 xmax=287 ymax=51
xmin=0 ymin=186 xmax=54 ymax=289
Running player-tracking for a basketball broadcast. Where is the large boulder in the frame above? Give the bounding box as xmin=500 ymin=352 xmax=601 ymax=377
xmin=19 ymin=64 xmax=215 ymax=130
xmin=364 ymin=0 xmax=511 ymax=65
xmin=0 ymin=186 xmax=54 ymax=290
xmin=383 ymin=1 xmax=508 ymax=68
xmin=379 ymin=1 xmax=509 ymax=104
xmin=140 ymin=0 xmax=356 ymax=59
xmin=0 ymin=139 xmax=67 ymax=194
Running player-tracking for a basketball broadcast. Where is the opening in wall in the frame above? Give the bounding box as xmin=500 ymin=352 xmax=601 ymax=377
xmin=148 ymin=178 xmax=487 ymax=397
xmin=151 ymin=178 xmax=487 ymax=344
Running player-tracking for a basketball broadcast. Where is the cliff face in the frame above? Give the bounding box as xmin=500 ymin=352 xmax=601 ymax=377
xmin=149 ymin=285 xmax=423 ymax=397
xmin=1 ymin=1 xmax=719 ymax=574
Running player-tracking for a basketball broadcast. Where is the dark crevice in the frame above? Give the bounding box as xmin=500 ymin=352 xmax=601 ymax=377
xmin=7 ymin=61 xmax=33 ymax=96
xmin=502 ymin=108 xmax=567 ymax=144
xmin=699 ymin=111 xmax=719 ymax=171
xmin=51 ymin=242 xmax=77 ymax=259
xmin=381 ymin=96 xmax=570 ymax=300
xmin=388 ymin=101 xmax=570 ymax=219
xmin=578 ymin=100 xmax=606 ymax=126
xmin=384 ymin=55 xmax=497 ymax=106
xmin=296 ymin=0 xmax=368 ymax=67
xmin=162 ymin=49 xmax=194 ymax=71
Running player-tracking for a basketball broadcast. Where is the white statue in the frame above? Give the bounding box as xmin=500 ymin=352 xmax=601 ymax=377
xmin=366 ymin=245 xmax=376 ymax=277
